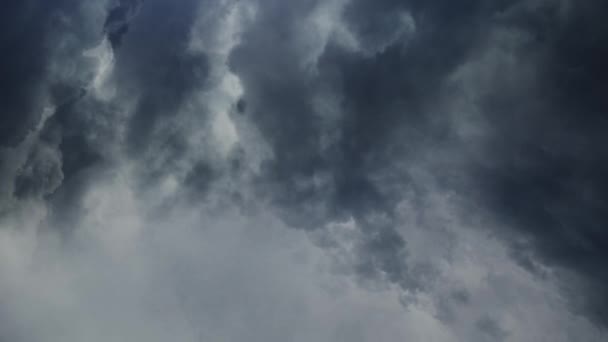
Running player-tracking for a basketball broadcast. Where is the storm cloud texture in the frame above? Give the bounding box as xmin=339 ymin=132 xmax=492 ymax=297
xmin=1 ymin=0 xmax=607 ymax=341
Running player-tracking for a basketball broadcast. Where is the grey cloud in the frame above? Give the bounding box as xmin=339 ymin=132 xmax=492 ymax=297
xmin=228 ymin=0 xmax=507 ymax=299
xmin=110 ymin=0 xmax=209 ymax=155
xmin=13 ymin=139 xmax=63 ymax=200
xmin=104 ymin=0 xmax=143 ymax=49
xmin=456 ymin=0 xmax=608 ymax=326
xmin=0 ymin=0 xmax=49 ymax=147
xmin=476 ymin=315 xmax=509 ymax=342
xmin=229 ymin=0 xmax=608 ymax=331
xmin=1 ymin=0 xmax=608 ymax=340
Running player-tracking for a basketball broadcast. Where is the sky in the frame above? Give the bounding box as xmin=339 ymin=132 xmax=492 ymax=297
xmin=0 ymin=0 xmax=607 ymax=341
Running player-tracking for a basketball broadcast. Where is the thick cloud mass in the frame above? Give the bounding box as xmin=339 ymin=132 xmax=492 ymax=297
xmin=1 ymin=0 xmax=607 ymax=341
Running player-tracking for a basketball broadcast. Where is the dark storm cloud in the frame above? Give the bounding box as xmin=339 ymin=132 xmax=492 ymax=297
xmin=228 ymin=0 xmax=514 ymax=296
xmin=0 ymin=0 xmax=96 ymax=209
xmin=0 ymin=1 xmax=111 ymax=218
xmin=229 ymin=0 xmax=422 ymax=293
xmin=104 ymin=0 xmax=143 ymax=49
xmin=233 ymin=0 xmax=520 ymax=218
xmin=0 ymin=0 xmax=52 ymax=147
xmin=0 ymin=0 xmax=131 ymax=216
xmin=228 ymin=0 xmax=608 ymax=328
xmin=1 ymin=0 xmax=608 ymax=339
xmin=29 ymin=0 xmax=211 ymax=233
xmin=0 ymin=0 xmax=103 ymax=146
xmin=465 ymin=0 xmax=608 ymax=326
xmin=12 ymin=139 xmax=63 ymax=200
xmin=110 ymin=0 xmax=209 ymax=155
xmin=42 ymin=95 xmax=118 ymax=230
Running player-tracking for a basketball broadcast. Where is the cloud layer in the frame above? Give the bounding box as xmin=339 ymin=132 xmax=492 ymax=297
xmin=0 ymin=0 xmax=607 ymax=341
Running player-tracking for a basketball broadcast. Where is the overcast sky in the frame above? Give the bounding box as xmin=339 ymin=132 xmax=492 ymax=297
xmin=1 ymin=0 xmax=607 ymax=341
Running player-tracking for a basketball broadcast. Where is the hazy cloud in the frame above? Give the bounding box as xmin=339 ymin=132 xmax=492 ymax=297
xmin=0 ymin=0 xmax=607 ymax=341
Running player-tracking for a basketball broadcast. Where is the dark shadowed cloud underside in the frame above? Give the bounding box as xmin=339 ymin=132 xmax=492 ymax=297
xmin=0 ymin=0 xmax=607 ymax=341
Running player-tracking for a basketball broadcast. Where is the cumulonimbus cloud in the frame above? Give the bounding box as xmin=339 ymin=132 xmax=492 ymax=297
xmin=0 ymin=0 xmax=607 ymax=341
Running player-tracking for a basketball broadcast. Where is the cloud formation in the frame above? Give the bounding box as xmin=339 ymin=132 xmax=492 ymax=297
xmin=0 ymin=0 xmax=607 ymax=341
